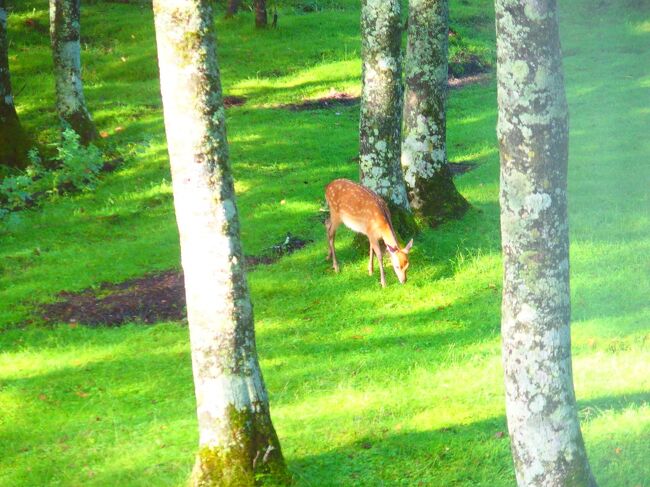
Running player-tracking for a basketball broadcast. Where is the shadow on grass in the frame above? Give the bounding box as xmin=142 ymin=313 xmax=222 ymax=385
xmin=2 ymin=320 xmax=646 ymax=486
xmin=289 ymin=391 xmax=649 ymax=486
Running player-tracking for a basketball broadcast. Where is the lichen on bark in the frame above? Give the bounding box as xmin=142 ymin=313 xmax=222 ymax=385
xmin=359 ymin=0 xmax=414 ymax=236
xmin=50 ymin=0 xmax=98 ymax=144
xmin=496 ymin=1 xmax=597 ymax=486
xmin=401 ymin=0 xmax=469 ymax=226
xmin=152 ymin=0 xmax=288 ymax=484
xmin=0 ymin=0 xmax=30 ymax=168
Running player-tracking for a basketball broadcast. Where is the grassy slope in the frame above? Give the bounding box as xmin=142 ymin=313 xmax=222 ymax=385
xmin=1 ymin=0 xmax=648 ymax=485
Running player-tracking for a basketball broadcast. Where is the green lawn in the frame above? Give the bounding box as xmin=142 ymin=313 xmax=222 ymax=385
xmin=1 ymin=0 xmax=648 ymax=486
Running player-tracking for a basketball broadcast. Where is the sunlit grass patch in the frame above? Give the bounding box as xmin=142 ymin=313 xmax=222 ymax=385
xmin=1 ymin=0 xmax=649 ymax=485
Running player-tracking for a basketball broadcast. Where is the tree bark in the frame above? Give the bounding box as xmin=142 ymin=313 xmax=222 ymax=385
xmin=0 ymin=0 xmax=30 ymax=168
xmin=50 ymin=0 xmax=98 ymax=144
xmin=254 ymin=0 xmax=267 ymax=28
xmin=225 ymin=0 xmax=239 ymax=18
xmin=359 ymin=0 xmax=414 ymax=236
xmin=496 ymin=1 xmax=597 ymax=486
xmin=401 ymin=0 xmax=469 ymax=226
xmin=152 ymin=0 xmax=288 ymax=485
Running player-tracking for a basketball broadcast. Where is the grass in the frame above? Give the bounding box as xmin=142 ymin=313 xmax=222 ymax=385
xmin=1 ymin=0 xmax=649 ymax=485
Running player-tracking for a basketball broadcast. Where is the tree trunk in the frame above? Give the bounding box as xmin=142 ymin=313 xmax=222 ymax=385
xmin=401 ymin=0 xmax=469 ymax=226
xmin=496 ymin=1 xmax=597 ymax=486
xmin=359 ymin=0 xmax=414 ymax=236
xmin=152 ymin=0 xmax=288 ymax=485
xmin=254 ymin=0 xmax=267 ymax=28
xmin=0 ymin=0 xmax=30 ymax=168
xmin=50 ymin=0 xmax=98 ymax=144
xmin=225 ymin=0 xmax=239 ymax=18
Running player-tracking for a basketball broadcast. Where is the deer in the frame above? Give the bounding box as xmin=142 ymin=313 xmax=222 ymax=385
xmin=324 ymin=179 xmax=413 ymax=287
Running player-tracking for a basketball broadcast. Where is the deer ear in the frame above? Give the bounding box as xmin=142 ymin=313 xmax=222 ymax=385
xmin=403 ymin=239 xmax=414 ymax=254
xmin=386 ymin=244 xmax=397 ymax=254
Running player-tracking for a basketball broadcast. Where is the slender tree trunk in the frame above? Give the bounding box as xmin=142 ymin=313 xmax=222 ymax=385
xmin=496 ymin=1 xmax=597 ymax=486
xmin=254 ymin=0 xmax=267 ymax=28
xmin=50 ymin=0 xmax=98 ymax=144
xmin=225 ymin=0 xmax=239 ymax=18
xmin=402 ymin=0 xmax=469 ymax=226
xmin=359 ymin=0 xmax=414 ymax=236
xmin=152 ymin=1 xmax=288 ymax=484
xmin=0 ymin=0 xmax=29 ymax=168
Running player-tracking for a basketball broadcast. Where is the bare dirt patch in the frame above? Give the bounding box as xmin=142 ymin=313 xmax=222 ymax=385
xmin=223 ymin=95 xmax=247 ymax=108
xmin=40 ymin=234 xmax=311 ymax=327
xmin=448 ymin=161 xmax=478 ymax=176
xmin=448 ymin=73 xmax=491 ymax=89
xmin=282 ymin=91 xmax=359 ymax=111
xmin=42 ymin=271 xmax=186 ymax=326
xmin=280 ymin=69 xmax=490 ymax=111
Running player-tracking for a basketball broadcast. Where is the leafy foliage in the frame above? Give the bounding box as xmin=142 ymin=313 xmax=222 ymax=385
xmin=54 ymin=129 xmax=104 ymax=191
xmin=0 ymin=1 xmax=648 ymax=486
xmin=0 ymin=129 xmax=104 ymax=217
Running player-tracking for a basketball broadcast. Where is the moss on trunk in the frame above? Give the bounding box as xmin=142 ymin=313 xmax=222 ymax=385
xmin=401 ymin=0 xmax=469 ymax=226
xmin=409 ymin=164 xmax=469 ymax=226
xmin=152 ymin=1 xmax=288 ymax=485
xmin=50 ymin=0 xmax=98 ymax=144
xmin=359 ymin=0 xmax=411 ymax=217
xmin=0 ymin=1 xmax=30 ymax=168
xmin=496 ymin=1 xmax=597 ymax=485
xmin=0 ymin=106 xmax=30 ymax=169
xmin=191 ymin=405 xmax=289 ymax=486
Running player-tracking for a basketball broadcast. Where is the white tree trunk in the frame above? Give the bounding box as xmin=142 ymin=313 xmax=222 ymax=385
xmin=496 ymin=1 xmax=597 ymax=486
xmin=152 ymin=1 xmax=287 ymax=484
xmin=359 ymin=0 xmax=413 ymax=233
xmin=50 ymin=0 xmax=97 ymax=143
xmin=401 ymin=0 xmax=468 ymax=225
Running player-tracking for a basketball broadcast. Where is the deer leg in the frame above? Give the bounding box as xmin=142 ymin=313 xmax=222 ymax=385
xmin=368 ymin=241 xmax=374 ymax=275
xmin=372 ymin=241 xmax=386 ymax=287
xmin=325 ymin=217 xmax=332 ymax=261
xmin=325 ymin=216 xmax=340 ymax=272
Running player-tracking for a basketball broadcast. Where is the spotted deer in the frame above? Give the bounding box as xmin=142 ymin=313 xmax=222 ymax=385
xmin=324 ymin=179 xmax=413 ymax=287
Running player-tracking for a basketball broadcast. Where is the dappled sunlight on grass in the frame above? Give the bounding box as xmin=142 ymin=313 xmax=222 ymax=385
xmin=234 ymin=59 xmax=361 ymax=106
xmin=1 ymin=0 xmax=648 ymax=485
xmin=632 ymin=20 xmax=650 ymax=34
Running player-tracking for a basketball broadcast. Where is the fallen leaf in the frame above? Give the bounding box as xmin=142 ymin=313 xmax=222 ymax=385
xmin=99 ymin=131 xmax=110 ymax=138
xmin=615 ymin=447 xmax=622 ymax=455
xmin=38 ymin=393 xmax=47 ymax=401
xmin=494 ymin=431 xmax=505 ymax=439
xmin=75 ymin=391 xmax=89 ymax=398
xmin=115 ymin=126 xmax=124 ymax=133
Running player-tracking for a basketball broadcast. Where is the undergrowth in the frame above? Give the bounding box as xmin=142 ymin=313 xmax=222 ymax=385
xmin=0 ymin=0 xmax=648 ymax=486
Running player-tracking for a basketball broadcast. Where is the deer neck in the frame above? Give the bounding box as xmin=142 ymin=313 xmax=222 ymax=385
xmin=380 ymin=224 xmax=399 ymax=249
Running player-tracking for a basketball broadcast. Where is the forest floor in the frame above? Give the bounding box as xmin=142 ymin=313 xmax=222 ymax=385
xmin=1 ymin=0 xmax=649 ymax=486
